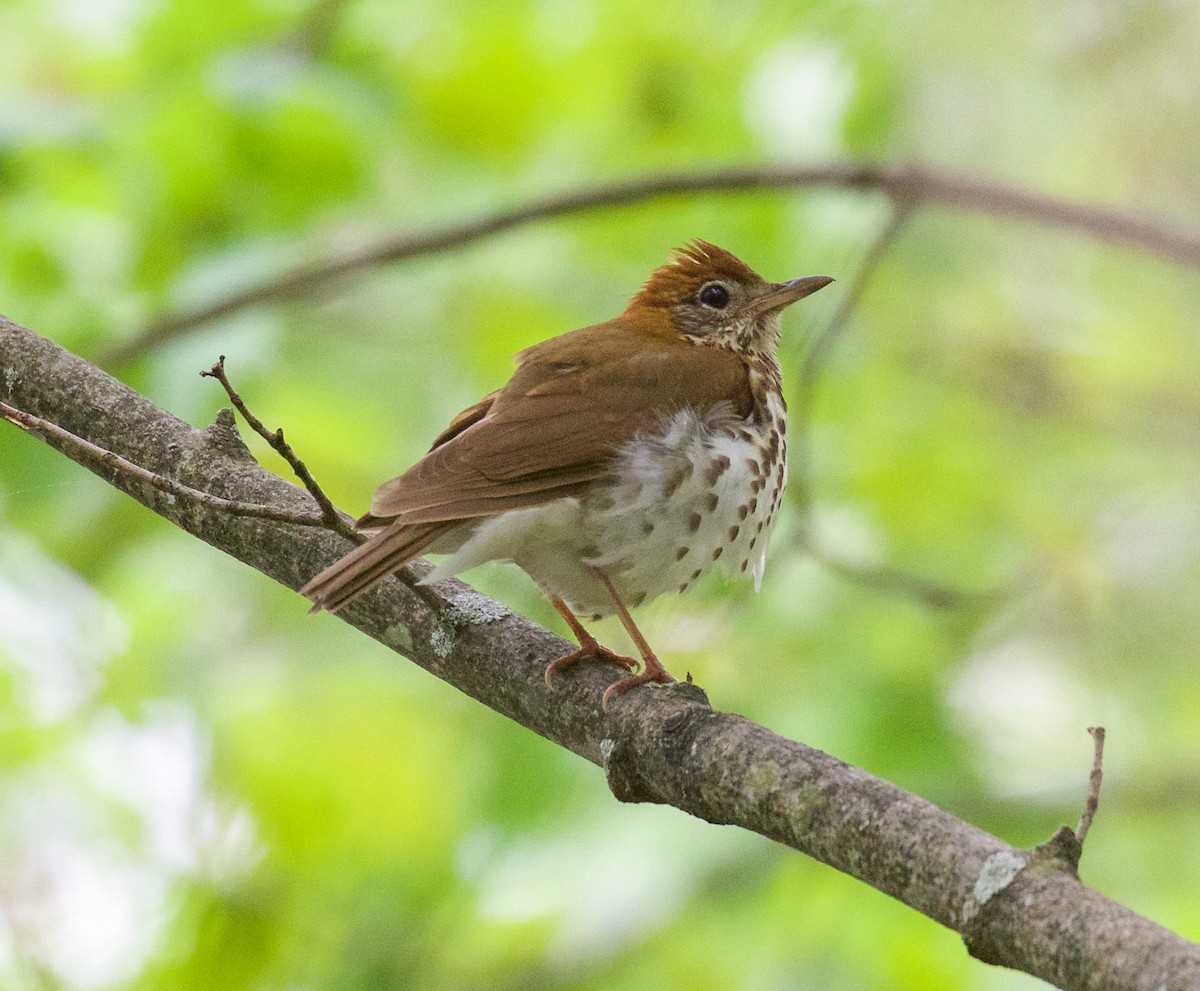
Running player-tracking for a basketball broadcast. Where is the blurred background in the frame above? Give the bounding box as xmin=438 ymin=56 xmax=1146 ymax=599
xmin=2 ymin=0 xmax=1199 ymax=988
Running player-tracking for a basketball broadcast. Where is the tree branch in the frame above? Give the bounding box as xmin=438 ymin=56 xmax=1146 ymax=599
xmin=4 ymin=312 xmax=1198 ymax=990
xmin=98 ymin=161 xmax=1200 ymax=365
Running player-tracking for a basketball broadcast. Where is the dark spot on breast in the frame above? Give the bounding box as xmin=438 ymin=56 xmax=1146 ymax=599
xmin=675 ymin=546 xmax=689 ymax=561
xmin=688 ymin=511 xmax=702 ymax=532
xmin=691 ymin=568 xmax=702 ymax=581
xmin=629 ymin=592 xmax=646 ymax=607
xmin=750 ymin=535 xmax=758 ymax=549
xmin=737 ymin=504 xmax=749 ymax=520
xmin=705 ymin=455 xmax=731 ymax=486
xmin=663 ymin=459 xmax=695 ymax=497
xmin=705 ymin=492 xmax=719 ymax=512
xmin=775 ymin=461 xmax=785 ymax=482
xmin=756 ymin=520 xmax=765 ymax=533
xmin=740 ymin=559 xmax=749 ymax=572
xmin=679 ymin=582 xmax=689 ymax=593
xmin=749 ymin=497 xmax=758 ymax=514
xmin=728 ymin=525 xmax=740 ymax=541
xmin=745 ymin=458 xmax=760 ymax=476
xmin=712 ymin=547 xmax=723 ymax=560
xmin=642 ymin=521 xmax=655 ymax=535
xmin=750 ymin=479 xmax=761 ymax=495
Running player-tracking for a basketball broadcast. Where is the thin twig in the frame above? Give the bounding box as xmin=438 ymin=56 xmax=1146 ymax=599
xmin=0 ymin=400 xmax=331 ymax=530
xmin=1076 ymin=726 xmax=1107 ymax=847
xmin=779 ymin=203 xmax=990 ymax=609
xmin=797 ymin=200 xmax=917 ymax=408
xmin=98 ymin=161 xmax=1200 ymax=365
xmin=790 ymin=201 xmax=916 ymax=524
xmin=200 ymin=356 xmax=358 ymax=542
xmin=199 ymin=357 xmax=450 ymax=609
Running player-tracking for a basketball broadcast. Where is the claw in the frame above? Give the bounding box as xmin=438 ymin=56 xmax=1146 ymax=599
xmin=544 ymin=642 xmax=638 ymax=691
xmin=600 ymin=653 xmax=676 ymax=710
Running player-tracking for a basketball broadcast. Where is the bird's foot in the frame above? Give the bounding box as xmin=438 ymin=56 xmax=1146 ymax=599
xmin=544 ymin=635 xmax=639 ymax=690
xmin=600 ymin=653 xmax=676 ymax=710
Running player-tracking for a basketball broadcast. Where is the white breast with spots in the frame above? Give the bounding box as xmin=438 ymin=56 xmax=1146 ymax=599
xmin=578 ymin=399 xmax=787 ymax=616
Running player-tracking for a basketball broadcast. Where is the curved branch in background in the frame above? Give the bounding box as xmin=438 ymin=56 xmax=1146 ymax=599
xmin=100 ymin=161 xmax=1200 ymax=365
xmin=6 ymin=315 xmax=1199 ymax=991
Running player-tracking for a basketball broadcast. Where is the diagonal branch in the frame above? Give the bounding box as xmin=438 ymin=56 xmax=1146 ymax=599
xmin=98 ymin=161 xmax=1200 ymax=365
xmin=4 ymin=312 xmax=1198 ymax=991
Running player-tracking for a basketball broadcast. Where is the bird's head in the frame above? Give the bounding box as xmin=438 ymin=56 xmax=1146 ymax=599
xmin=627 ymin=240 xmax=832 ymax=357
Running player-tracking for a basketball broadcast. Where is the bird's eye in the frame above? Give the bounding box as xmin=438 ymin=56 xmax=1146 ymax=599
xmin=697 ymin=282 xmax=730 ymax=309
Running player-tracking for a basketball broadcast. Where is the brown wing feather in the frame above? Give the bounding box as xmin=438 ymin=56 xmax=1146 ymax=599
xmin=369 ymin=315 xmax=751 ymax=523
xmin=426 ymin=390 xmax=499 ymax=450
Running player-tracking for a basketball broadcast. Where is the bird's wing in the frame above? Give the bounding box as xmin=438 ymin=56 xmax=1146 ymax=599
xmin=425 ymin=389 xmax=500 ymax=450
xmin=367 ymin=319 xmax=752 ymax=524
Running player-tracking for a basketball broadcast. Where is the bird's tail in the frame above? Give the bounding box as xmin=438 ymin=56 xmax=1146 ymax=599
xmin=300 ymin=519 xmax=455 ymax=613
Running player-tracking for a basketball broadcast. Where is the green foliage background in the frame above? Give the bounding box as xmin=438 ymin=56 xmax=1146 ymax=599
xmin=1 ymin=1 xmax=1198 ymax=988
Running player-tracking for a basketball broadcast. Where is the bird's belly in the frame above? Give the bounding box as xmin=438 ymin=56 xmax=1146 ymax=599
xmin=579 ymin=407 xmax=786 ymax=615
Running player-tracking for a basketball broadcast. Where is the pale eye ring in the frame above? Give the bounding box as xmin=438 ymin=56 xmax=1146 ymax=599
xmin=697 ymin=282 xmax=730 ymax=309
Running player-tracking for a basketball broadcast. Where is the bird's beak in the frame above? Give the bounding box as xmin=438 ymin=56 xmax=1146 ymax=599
xmin=751 ymin=275 xmax=834 ymax=315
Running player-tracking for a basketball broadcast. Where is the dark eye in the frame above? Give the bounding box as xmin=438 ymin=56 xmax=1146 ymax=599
xmin=697 ymin=282 xmax=730 ymax=309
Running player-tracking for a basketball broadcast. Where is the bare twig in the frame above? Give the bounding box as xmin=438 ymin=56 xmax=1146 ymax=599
xmin=1076 ymin=726 xmax=1107 ymax=847
xmin=98 ymin=161 xmax=1200 ymax=365
xmin=197 ymin=357 xmax=448 ymax=611
xmin=200 ymin=355 xmax=358 ymax=542
xmin=790 ymin=200 xmax=916 ymax=524
xmin=797 ymin=201 xmax=918 ymax=405
xmin=779 ymin=203 xmax=993 ymax=610
xmin=0 ymin=400 xmax=330 ymax=530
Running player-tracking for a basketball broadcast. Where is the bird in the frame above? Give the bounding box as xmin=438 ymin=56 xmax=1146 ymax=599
xmin=300 ymin=241 xmax=832 ymax=705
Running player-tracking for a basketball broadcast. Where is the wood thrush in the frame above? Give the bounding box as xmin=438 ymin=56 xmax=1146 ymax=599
xmin=301 ymin=242 xmax=832 ymax=704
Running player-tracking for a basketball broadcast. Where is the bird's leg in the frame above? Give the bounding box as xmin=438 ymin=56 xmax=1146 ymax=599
xmin=585 ymin=567 xmax=676 ymax=708
xmin=544 ymin=597 xmax=639 ymax=690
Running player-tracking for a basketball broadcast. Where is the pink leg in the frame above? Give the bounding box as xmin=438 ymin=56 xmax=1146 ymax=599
xmin=544 ymin=597 xmax=638 ymax=690
xmin=586 ymin=567 xmax=676 ymax=708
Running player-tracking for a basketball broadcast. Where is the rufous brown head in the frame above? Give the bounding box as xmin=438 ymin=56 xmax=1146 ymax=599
xmin=627 ymin=240 xmax=833 ymax=357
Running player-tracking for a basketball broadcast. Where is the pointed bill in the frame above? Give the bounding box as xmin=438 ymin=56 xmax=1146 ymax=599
xmin=749 ymin=275 xmax=834 ymax=316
